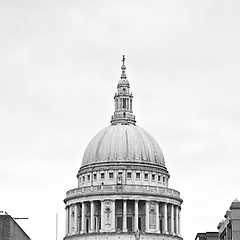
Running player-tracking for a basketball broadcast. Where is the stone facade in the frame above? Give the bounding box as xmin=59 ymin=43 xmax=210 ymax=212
xmin=195 ymin=232 xmax=218 ymax=240
xmin=218 ymin=199 xmax=240 ymax=240
xmin=0 ymin=213 xmax=30 ymax=240
xmin=64 ymin=56 xmax=183 ymax=240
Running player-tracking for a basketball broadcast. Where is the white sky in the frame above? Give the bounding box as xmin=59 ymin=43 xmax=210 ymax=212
xmin=0 ymin=1 xmax=240 ymax=240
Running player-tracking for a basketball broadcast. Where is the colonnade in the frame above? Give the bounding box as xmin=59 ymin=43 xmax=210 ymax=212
xmin=65 ymin=199 xmax=181 ymax=237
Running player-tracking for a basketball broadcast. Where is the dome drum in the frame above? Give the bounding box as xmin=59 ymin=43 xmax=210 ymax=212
xmin=77 ymin=161 xmax=169 ymax=176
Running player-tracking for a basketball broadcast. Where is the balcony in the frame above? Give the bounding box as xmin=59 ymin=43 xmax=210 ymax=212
xmin=66 ymin=184 xmax=180 ymax=199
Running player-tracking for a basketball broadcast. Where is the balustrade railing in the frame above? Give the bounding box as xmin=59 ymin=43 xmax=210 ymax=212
xmin=66 ymin=184 xmax=180 ymax=198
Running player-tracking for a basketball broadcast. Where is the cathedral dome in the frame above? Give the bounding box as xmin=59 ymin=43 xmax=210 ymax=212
xmin=81 ymin=123 xmax=165 ymax=167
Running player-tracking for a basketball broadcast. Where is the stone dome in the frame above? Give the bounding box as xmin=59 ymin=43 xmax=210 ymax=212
xmin=118 ymin=78 xmax=129 ymax=85
xmin=81 ymin=123 xmax=165 ymax=167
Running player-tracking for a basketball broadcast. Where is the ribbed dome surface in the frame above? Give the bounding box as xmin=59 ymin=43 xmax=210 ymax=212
xmin=81 ymin=124 xmax=165 ymax=167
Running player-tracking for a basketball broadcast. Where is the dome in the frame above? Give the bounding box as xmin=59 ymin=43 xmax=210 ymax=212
xmin=81 ymin=123 xmax=165 ymax=167
xmin=118 ymin=78 xmax=129 ymax=85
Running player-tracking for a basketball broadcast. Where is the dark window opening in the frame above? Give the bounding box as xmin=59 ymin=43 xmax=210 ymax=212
xmin=123 ymin=98 xmax=126 ymax=108
xmin=138 ymin=217 xmax=142 ymax=231
xmin=127 ymin=217 xmax=133 ymax=232
xmin=117 ymin=217 xmax=123 ymax=230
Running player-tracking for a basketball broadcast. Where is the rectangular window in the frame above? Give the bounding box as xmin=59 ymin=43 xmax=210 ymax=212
xmin=152 ymin=174 xmax=155 ymax=181
xmin=117 ymin=172 xmax=123 ymax=184
xmin=136 ymin=172 xmax=140 ymax=179
xmin=145 ymin=173 xmax=148 ymax=180
xmin=83 ymin=176 xmax=85 ymax=182
xmin=101 ymin=173 xmax=105 ymax=179
xmin=163 ymin=177 xmax=165 ymax=183
xmin=109 ymin=172 xmax=114 ymax=179
xmin=127 ymin=172 xmax=132 ymax=179
xmin=158 ymin=175 xmax=161 ymax=182
xmin=87 ymin=175 xmax=90 ymax=181
xmin=93 ymin=173 xmax=97 ymax=180
xmin=123 ymin=98 xmax=126 ymax=108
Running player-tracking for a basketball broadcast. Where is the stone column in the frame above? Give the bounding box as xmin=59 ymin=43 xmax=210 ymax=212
xmin=163 ymin=203 xmax=168 ymax=234
xmin=135 ymin=200 xmax=139 ymax=231
xmin=156 ymin=202 xmax=160 ymax=233
xmin=81 ymin=202 xmax=85 ymax=234
xmin=171 ymin=204 xmax=174 ymax=235
xmin=112 ymin=200 xmax=116 ymax=232
xmin=69 ymin=206 xmax=72 ymax=233
xmin=123 ymin=200 xmax=127 ymax=232
xmin=90 ymin=201 xmax=95 ymax=233
xmin=74 ymin=204 xmax=78 ymax=233
xmin=65 ymin=206 xmax=69 ymax=235
xmin=145 ymin=201 xmax=150 ymax=232
xmin=100 ymin=200 xmax=105 ymax=232
xmin=178 ymin=208 xmax=181 ymax=236
xmin=176 ymin=206 xmax=179 ymax=235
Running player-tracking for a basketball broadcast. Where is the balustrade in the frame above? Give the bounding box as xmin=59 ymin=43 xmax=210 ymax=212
xmin=66 ymin=184 xmax=180 ymax=198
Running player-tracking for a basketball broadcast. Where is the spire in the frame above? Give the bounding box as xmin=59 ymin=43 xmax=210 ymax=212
xmin=121 ymin=55 xmax=127 ymax=79
xmin=110 ymin=56 xmax=136 ymax=125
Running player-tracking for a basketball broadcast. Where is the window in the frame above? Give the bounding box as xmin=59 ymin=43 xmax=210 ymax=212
xmin=101 ymin=173 xmax=105 ymax=179
xmin=109 ymin=172 xmax=113 ymax=179
xmin=163 ymin=177 xmax=165 ymax=183
xmin=82 ymin=176 xmax=85 ymax=182
xmin=123 ymin=98 xmax=126 ymax=108
xmin=117 ymin=172 xmax=123 ymax=184
xmin=158 ymin=175 xmax=161 ymax=182
xmin=93 ymin=173 xmax=97 ymax=180
xmin=127 ymin=172 xmax=132 ymax=179
xmin=136 ymin=172 xmax=140 ymax=179
xmin=152 ymin=174 xmax=155 ymax=181
xmin=87 ymin=175 xmax=90 ymax=181
xmin=144 ymin=173 xmax=148 ymax=180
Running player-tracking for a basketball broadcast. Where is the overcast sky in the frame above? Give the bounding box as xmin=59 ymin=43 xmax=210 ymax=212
xmin=1 ymin=1 xmax=240 ymax=240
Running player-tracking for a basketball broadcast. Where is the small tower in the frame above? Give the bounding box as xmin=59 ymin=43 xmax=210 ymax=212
xmin=111 ymin=55 xmax=136 ymax=125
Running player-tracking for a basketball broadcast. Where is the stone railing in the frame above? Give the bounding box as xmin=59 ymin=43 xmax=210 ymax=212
xmin=66 ymin=184 xmax=180 ymax=198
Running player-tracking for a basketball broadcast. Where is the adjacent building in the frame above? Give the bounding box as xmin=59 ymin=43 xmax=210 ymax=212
xmin=217 ymin=199 xmax=240 ymax=240
xmin=195 ymin=199 xmax=240 ymax=240
xmin=64 ymin=56 xmax=183 ymax=240
xmin=0 ymin=212 xmax=30 ymax=240
xmin=195 ymin=232 xmax=218 ymax=240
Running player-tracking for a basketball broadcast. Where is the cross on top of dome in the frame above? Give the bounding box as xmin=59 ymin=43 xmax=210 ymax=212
xmin=121 ymin=55 xmax=127 ymax=77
